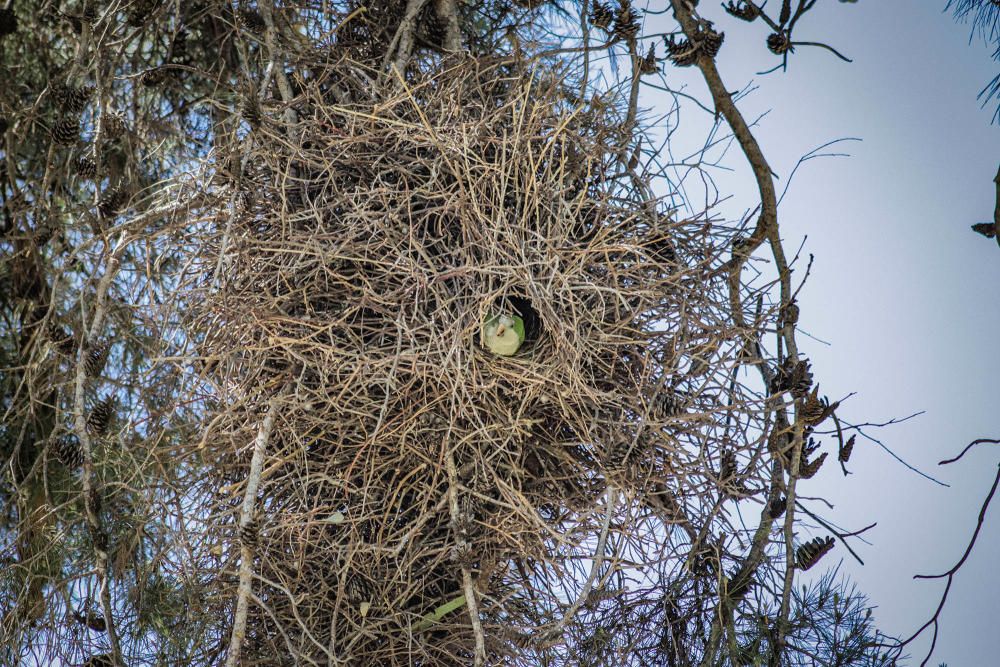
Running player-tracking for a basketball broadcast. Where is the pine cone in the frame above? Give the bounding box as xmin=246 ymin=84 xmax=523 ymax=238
xmin=590 ymin=2 xmax=614 ymax=30
xmin=650 ymin=390 xmax=679 ymax=420
xmin=583 ymin=586 xmax=621 ymax=609
xmin=56 ymin=84 xmax=92 ymax=113
xmin=767 ymin=32 xmax=793 ymax=55
xmin=802 ymin=437 xmax=821 ymax=459
xmin=84 ymin=340 xmax=111 ymax=377
xmin=72 ymin=609 xmax=107 ymax=632
xmin=796 ymin=536 xmax=834 ymax=570
xmin=768 ymin=495 xmax=787 ymax=519
xmin=723 ymin=0 xmax=759 ymax=22
xmin=344 ymin=574 xmax=372 ymax=604
xmin=612 ymin=1 xmax=640 ymax=41
xmin=48 ymin=323 xmax=76 ymax=354
xmin=51 ymin=117 xmax=80 ymax=146
xmin=772 ymin=357 xmax=812 ymax=398
xmin=53 ymin=434 xmax=83 ymax=468
xmin=87 ymin=395 xmax=116 ymax=437
xmin=423 ymin=11 xmax=447 ymax=47
xmin=98 ymin=186 xmax=128 ymax=217
xmin=241 ymin=95 xmax=262 ymax=129
xmin=102 ymin=112 xmax=128 ymax=140
xmin=699 ymin=25 xmax=724 ymax=59
xmin=603 ymin=438 xmax=640 ymax=480
xmin=767 ymin=426 xmax=792 ymax=461
xmin=639 ymin=44 xmax=658 ymax=75
xmin=726 ymin=571 xmax=754 ymax=599
xmin=666 ymin=36 xmax=698 ymax=67
xmin=720 ymin=449 xmax=737 ymax=482
xmin=237 ymin=8 xmax=266 ymax=35
xmin=449 ymin=541 xmax=477 ymax=569
xmin=63 ymin=86 xmax=94 ymax=113
xmin=838 ymin=434 xmax=856 ymax=464
xmin=239 ymin=518 xmax=259 ymax=550
xmin=971 ymin=222 xmax=997 ymax=238
xmin=798 ymin=451 xmax=826 ymax=479
xmin=800 ymin=386 xmax=830 ymax=426
xmin=75 ymin=155 xmax=97 ymax=178
xmin=452 ymin=496 xmax=478 ymax=539
xmin=140 ymin=67 xmax=167 ymax=87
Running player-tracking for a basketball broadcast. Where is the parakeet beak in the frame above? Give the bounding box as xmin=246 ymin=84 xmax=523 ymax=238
xmin=496 ymin=325 xmax=506 ymax=336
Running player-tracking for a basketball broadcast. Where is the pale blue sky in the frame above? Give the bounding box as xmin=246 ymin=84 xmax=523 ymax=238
xmin=640 ymin=1 xmax=1000 ymax=663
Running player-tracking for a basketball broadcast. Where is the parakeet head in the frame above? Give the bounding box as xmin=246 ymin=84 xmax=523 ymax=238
xmin=481 ymin=313 xmax=525 ymax=356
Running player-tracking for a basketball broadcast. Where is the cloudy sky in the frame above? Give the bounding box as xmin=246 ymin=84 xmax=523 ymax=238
xmin=640 ymin=1 xmax=1000 ymax=663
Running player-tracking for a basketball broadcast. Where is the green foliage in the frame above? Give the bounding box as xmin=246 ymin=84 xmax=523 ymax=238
xmin=947 ymin=0 xmax=1000 ymax=118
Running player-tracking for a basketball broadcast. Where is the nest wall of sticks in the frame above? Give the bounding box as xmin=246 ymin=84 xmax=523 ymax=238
xmin=180 ymin=55 xmax=744 ymax=664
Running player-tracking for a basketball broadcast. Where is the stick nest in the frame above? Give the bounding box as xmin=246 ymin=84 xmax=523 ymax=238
xmin=185 ymin=57 xmax=736 ymax=665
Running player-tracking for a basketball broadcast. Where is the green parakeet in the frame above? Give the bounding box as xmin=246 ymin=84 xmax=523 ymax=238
xmin=481 ymin=313 xmax=525 ymax=356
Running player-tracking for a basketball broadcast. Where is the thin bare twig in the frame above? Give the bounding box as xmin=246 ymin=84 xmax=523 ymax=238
xmin=224 ymin=396 xmax=283 ymax=667
xmin=899 ymin=462 xmax=1000 ymax=666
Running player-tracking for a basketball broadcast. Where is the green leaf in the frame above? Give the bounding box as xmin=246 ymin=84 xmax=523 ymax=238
xmin=412 ymin=594 xmax=467 ymax=632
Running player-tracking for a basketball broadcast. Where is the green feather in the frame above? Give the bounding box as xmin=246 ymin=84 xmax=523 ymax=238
xmin=511 ymin=315 xmax=525 ymax=342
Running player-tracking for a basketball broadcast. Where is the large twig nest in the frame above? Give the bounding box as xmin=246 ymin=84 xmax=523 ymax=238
xmin=183 ymin=57 xmax=733 ymax=664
